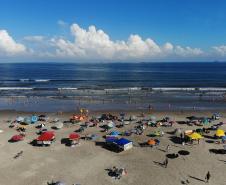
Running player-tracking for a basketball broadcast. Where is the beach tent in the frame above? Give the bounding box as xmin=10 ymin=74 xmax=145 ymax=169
xmin=31 ymin=116 xmax=38 ymax=123
xmin=16 ymin=116 xmax=24 ymax=122
xmin=216 ymin=129 xmax=225 ymax=137
xmin=188 ymin=132 xmax=203 ymax=140
xmin=10 ymin=134 xmax=24 ymax=142
xmin=114 ymin=138 xmax=133 ymax=151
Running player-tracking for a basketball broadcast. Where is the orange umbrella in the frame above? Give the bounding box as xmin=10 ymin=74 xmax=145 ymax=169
xmin=147 ymin=139 xmax=156 ymax=146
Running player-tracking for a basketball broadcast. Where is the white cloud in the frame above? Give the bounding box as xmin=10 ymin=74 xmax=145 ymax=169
xmin=0 ymin=23 xmax=207 ymax=61
xmin=0 ymin=30 xmax=26 ymax=56
xmin=212 ymin=45 xmax=226 ymax=56
xmin=23 ymin=35 xmax=45 ymax=42
xmin=51 ymin=23 xmax=204 ymax=60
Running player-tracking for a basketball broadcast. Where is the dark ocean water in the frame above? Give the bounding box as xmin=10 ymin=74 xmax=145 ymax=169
xmin=0 ymin=62 xmax=226 ymax=89
xmin=1 ymin=62 xmax=226 ymax=112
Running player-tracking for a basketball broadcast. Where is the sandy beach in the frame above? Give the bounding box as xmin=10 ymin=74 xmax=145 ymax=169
xmin=0 ymin=110 xmax=225 ymax=185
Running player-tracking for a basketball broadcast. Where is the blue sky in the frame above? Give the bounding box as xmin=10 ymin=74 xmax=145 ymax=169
xmin=0 ymin=0 xmax=226 ymax=62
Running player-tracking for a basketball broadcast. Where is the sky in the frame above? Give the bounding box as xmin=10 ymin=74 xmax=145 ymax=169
xmin=1 ymin=0 xmax=226 ymax=62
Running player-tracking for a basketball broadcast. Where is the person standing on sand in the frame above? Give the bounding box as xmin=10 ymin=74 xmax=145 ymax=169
xmin=164 ymin=157 xmax=168 ymax=168
xmin=166 ymin=145 xmax=170 ymax=152
xmin=205 ymin=171 xmax=211 ymax=183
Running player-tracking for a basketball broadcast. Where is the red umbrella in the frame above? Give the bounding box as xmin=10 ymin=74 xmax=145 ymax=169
xmin=69 ymin=133 xmax=80 ymax=140
xmin=37 ymin=131 xmax=55 ymax=141
xmin=11 ymin=134 xmax=24 ymax=141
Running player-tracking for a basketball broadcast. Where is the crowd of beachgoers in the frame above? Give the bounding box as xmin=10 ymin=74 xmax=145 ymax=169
xmin=0 ymin=109 xmax=226 ymax=185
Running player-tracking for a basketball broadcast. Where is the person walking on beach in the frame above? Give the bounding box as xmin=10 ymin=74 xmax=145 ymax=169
xmin=164 ymin=157 xmax=168 ymax=168
xmin=166 ymin=145 xmax=170 ymax=152
xmin=205 ymin=171 xmax=211 ymax=183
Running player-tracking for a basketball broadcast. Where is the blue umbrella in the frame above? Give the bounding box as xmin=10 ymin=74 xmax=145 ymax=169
xmin=222 ymin=136 xmax=226 ymax=142
xmin=31 ymin=116 xmax=38 ymax=123
xmin=110 ymin=131 xmax=120 ymax=136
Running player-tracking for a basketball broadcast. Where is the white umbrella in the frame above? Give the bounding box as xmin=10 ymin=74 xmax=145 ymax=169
xmin=16 ymin=116 xmax=24 ymax=122
xmin=54 ymin=122 xmax=64 ymax=129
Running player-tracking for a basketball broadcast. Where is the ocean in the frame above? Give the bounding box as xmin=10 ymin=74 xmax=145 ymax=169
xmin=0 ymin=62 xmax=226 ymax=112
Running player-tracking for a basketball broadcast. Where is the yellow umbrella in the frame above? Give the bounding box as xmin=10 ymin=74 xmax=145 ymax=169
xmin=188 ymin=132 xmax=203 ymax=140
xmin=216 ymin=129 xmax=225 ymax=137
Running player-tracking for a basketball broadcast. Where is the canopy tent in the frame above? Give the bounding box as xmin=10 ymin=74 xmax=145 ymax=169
xmin=114 ymin=138 xmax=133 ymax=151
xmin=69 ymin=133 xmax=80 ymax=140
xmin=106 ymin=136 xmax=118 ymax=143
xmin=187 ymin=132 xmax=203 ymax=140
xmin=216 ymin=129 xmax=225 ymax=137
xmin=37 ymin=131 xmax=55 ymax=141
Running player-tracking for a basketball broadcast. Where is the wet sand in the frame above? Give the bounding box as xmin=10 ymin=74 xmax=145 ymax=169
xmin=0 ymin=110 xmax=226 ymax=185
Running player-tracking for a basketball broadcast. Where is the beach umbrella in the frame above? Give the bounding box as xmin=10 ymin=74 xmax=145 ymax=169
xmin=150 ymin=116 xmax=156 ymax=121
xmin=223 ymin=145 xmax=226 ymax=150
xmin=16 ymin=116 xmax=24 ymax=122
xmin=147 ymin=139 xmax=156 ymax=146
xmin=174 ymin=128 xmax=182 ymax=136
xmin=24 ymin=117 xmax=32 ymax=124
xmin=69 ymin=133 xmax=80 ymax=140
xmin=216 ymin=129 xmax=225 ymax=137
xmin=222 ymin=136 xmax=226 ymax=143
xmin=110 ymin=131 xmax=120 ymax=136
xmin=37 ymin=131 xmax=55 ymax=141
xmin=54 ymin=122 xmax=64 ymax=129
xmin=31 ymin=116 xmax=38 ymax=123
xmin=107 ymin=121 xmax=115 ymax=128
xmin=11 ymin=134 xmax=24 ymax=142
xmin=188 ymin=132 xmax=203 ymax=140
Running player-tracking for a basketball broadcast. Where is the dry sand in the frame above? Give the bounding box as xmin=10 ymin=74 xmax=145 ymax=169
xmin=0 ymin=110 xmax=226 ymax=185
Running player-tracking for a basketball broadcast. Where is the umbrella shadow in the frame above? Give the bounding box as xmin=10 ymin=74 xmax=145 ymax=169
xmin=95 ymin=141 xmax=121 ymax=153
xmin=170 ymin=136 xmax=182 ymax=144
xmin=188 ymin=175 xmax=205 ymax=182
xmin=205 ymin=140 xmax=215 ymax=144
xmin=202 ymin=134 xmax=215 ymax=139
xmin=61 ymin=138 xmax=71 ymax=147
xmin=209 ymin=149 xmax=226 ymax=154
